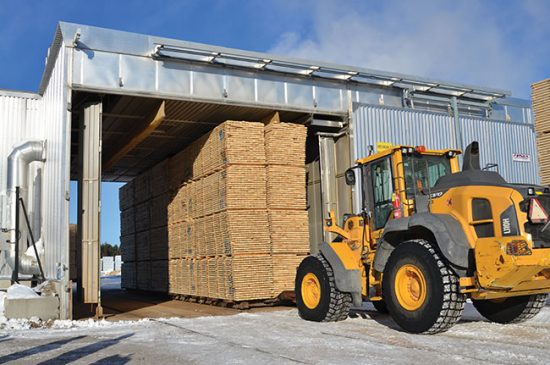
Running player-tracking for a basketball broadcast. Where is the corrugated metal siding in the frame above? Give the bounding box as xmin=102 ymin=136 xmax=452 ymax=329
xmin=352 ymin=104 xmax=457 ymax=160
xmin=0 ymin=93 xmax=42 ymax=277
xmin=0 ymin=46 xmax=70 ymax=284
xmin=351 ymin=104 xmax=540 ymax=185
xmin=40 ymin=45 xmax=71 ymax=281
xmin=460 ymin=117 xmax=539 ymax=184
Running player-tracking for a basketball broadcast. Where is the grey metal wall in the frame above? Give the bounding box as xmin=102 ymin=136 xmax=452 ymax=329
xmin=352 ymin=104 xmax=458 ymax=159
xmin=459 ymin=117 xmax=539 ymax=184
xmin=351 ymin=103 xmax=540 ymax=186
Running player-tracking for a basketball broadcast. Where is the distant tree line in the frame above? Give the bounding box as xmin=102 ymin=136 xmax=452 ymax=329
xmin=101 ymin=243 xmax=121 ymax=257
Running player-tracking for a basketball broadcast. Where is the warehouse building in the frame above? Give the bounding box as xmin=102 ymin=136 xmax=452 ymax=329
xmin=0 ymin=22 xmax=539 ymax=319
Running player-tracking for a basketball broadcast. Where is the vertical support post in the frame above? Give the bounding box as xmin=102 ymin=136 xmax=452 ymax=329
xmin=451 ymin=96 xmax=463 ymax=151
xmin=11 ymin=187 xmax=20 ymax=284
xmin=77 ymin=101 xmax=102 ymax=316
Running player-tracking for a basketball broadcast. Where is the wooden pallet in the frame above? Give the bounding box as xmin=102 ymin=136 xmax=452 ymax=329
xmin=537 ymin=133 xmax=550 ymax=185
xmin=120 ymin=208 xmax=135 ymax=236
xmin=151 ymin=260 xmax=169 ymax=292
xmin=121 ymin=261 xmax=137 ymax=289
xmin=264 ymin=122 xmax=307 ymax=165
xmin=120 ymin=234 xmax=136 ymax=262
xmin=266 ymin=165 xmax=306 ymax=210
xmin=272 ymin=253 xmax=307 ymax=297
xmin=135 ymin=201 xmax=151 ymax=233
xmin=134 ymin=172 xmax=151 ymax=204
xmin=136 ymin=231 xmax=151 ymax=262
xmin=150 ymin=194 xmax=169 ymax=229
xmin=168 ymin=121 xmax=266 ymax=188
xmin=150 ymin=226 xmax=169 ymax=261
xmin=268 ymin=210 xmax=310 ymax=253
xmin=532 ymin=79 xmax=550 ymax=134
xmin=119 ymin=180 xmax=135 ymax=211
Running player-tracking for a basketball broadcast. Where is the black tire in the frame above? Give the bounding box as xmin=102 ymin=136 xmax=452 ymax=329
xmin=372 ymin=299 xmax=389 ymax=314
xmin=472 ymin=293 xmax=548 ymax=324
xmin=382 ymin=239 xmax=465 ymax=334
xmin=295 ymin=255 xmax=352 ymax=322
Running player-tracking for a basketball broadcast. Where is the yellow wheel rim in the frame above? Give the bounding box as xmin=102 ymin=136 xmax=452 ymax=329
xmin=394 ymin=264 xmax=427 ymax=311
xmin=301 ymin=273 xmax=321 ymax=309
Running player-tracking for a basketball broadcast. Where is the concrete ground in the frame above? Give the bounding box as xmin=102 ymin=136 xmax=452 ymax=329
xmin=1 ymin=277 xmax=550 ymax=364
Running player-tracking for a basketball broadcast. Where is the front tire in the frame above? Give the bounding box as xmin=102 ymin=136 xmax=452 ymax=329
xmin=472 ymin=294 xmax=548 ymax=324
xmin=295 ymin=255 xmax=352 ymax=322
xmin=382 ymin=239 xmax=465 ymax=334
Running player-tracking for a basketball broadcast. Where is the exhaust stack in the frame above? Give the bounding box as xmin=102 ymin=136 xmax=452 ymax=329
xmin=462 ymin=141 xmax=480 ymax=171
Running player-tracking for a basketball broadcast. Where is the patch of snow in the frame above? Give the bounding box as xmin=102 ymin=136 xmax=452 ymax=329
xmin=50 ymin=318 xmax=151 ymax=330
xmin=6 ymin=284 xmax=39 ymax=299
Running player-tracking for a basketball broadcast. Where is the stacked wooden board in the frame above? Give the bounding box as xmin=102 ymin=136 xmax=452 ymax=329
xmin=119 ymin=167 xmax=170 ymax=292
xmin=121 ymin=120 xmax=309 ymax=302
xmin=533 ymin=79 xmax=550 ymax=185
xmin=264 ymin=122 xmax=309 ymax=295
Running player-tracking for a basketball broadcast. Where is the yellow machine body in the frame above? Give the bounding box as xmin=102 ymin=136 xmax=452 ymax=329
xmin=324 ymin=145 xmax=550 ymax=302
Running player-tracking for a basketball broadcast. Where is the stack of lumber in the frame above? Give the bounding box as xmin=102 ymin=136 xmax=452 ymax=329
xmin=533 ymin=79 xmax=550 ymax=185
xmin=264 ymin=122 xmax=309 ymax=296
xmin=121 ymin=120 xmax=309 ymax=302
xmin=166 ymin=121 xmax=273 ymax=301
xmin=119 ymin=181 xmax=136 ymax=289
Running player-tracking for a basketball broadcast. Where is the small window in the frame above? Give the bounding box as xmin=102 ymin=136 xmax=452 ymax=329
xmin=472 ymin=198 xmax=492 ymax=221
xmin=472 ymin=198 xmax=494 ymax=238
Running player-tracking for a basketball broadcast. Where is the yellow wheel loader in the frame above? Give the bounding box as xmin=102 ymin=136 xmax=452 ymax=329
xmin=296 ymin=142 xmax=550 ymax=334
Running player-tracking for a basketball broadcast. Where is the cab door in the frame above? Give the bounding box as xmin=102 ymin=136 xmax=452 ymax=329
xmin=362 ymin=155 xmax=395 ymax=242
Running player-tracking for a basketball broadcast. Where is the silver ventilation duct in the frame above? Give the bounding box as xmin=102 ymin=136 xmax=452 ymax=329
xmin=5 ymin=140 xmax=46 ymax=275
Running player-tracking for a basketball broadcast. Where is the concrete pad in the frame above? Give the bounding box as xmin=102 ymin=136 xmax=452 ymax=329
xmin=5 ymin=296 xmax=59 ymax=320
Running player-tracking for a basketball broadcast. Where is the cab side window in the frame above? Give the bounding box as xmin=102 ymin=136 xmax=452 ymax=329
xmin=371 ymin=157 xmax=394 ymax=229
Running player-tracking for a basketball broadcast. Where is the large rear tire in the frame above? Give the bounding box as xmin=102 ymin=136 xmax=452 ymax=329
xmin=295 ymin=255 xmax=352 ymax=322
xmin=382 ymin=239 xmax=465 ymax=334
xmin=372 ymin=299 xmax=389 ymax=314
xmin=472 ymin=294 xmax=548 ymax=324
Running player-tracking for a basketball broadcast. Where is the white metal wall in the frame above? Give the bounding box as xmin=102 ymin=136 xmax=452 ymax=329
xmin=40 ymin=44 xmax=71 ymax=285
xmin=0 ymin=45 xmax=71 ymax=292
xmin=352 ymin=104 xmax=540 ymax=184
xmin=0 ymin=92 xmax=42 ymax=278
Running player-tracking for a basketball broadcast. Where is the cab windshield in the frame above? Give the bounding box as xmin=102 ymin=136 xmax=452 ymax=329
xmin=403 ymin=154 xmax=452 ymax=198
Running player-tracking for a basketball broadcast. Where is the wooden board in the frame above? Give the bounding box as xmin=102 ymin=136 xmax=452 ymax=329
xmin=272 ymin=254 xmax=307 ymax=297
xmin=136 ymin=261 xmax=151 ymax=291
xmin=120 ymin=234 xmax=136 ymax=262
xmin=150 ymin=226 xmax=169 ymax=261
xmin=119 ymin=181 xmax=135 ymax=211
xmin=136 ymin=231 xmax=151 ymax=262
xmin=266 ymin=165 xmax=306 ymax=210
xmin=532 ymin=79 xmax=550 ymax=134
xmin=268 ymin=210 xmax=310 ymax=254
xmin=135 ymin=201 xmax=151 ymax=233
xmin=121 ymin=261 xmax=137 ymax=290
xmin=120 ymin=208 xmax=135 ymax=236
xmin=264 ymin=122 xmax=307 ymax=165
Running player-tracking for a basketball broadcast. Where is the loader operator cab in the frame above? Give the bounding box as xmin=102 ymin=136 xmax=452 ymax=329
xmin=296 ymin=141 xmax=550 ymax=335
xmin=353 ymin=145 xmax=460 ymax=231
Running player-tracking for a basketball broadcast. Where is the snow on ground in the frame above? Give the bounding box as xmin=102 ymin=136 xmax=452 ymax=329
xmin=0 ymin=302 xmax=550 ymax=364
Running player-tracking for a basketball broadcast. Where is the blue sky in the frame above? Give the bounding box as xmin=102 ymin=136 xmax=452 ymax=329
xmin=1 ymin=0 xmax=549 ymax=244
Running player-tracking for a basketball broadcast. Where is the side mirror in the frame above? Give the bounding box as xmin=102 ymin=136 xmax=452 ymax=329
xmin=345 ymin=168 xmax=356 ymax=186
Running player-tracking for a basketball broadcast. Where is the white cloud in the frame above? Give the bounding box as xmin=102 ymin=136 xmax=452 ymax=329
xmin=269 ymin=0 xmax=550 ymax=98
